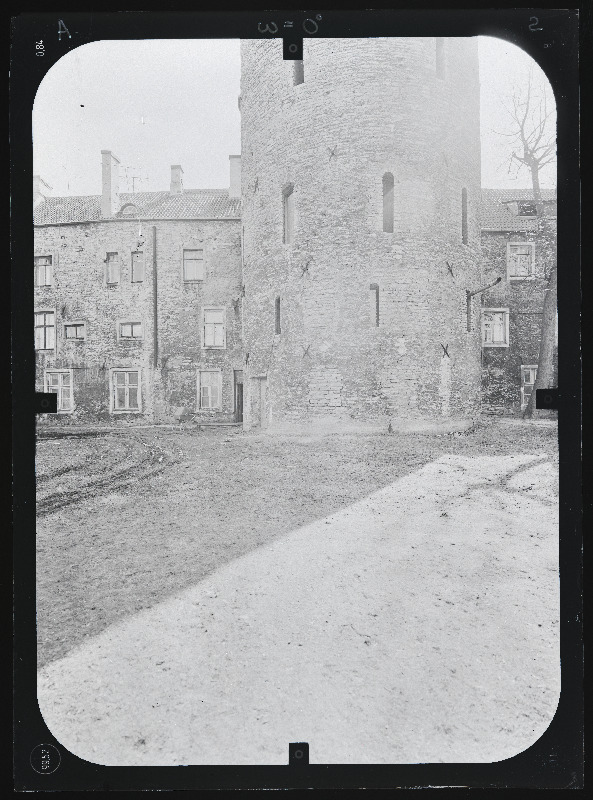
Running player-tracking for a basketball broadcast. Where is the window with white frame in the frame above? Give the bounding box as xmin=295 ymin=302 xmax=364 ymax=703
xmin=105 ymin=252 xmax=120 ymax=285
xmin=482 ymin=309 xmax=509 ymax=347
xmin=111 ymin=370 xmax=141 ymax=411
xmin=34 ymin=311 xmax=55 ymax=350
xmin=131 ymin=251 xmax=145 ymax=283
xmin=183 ymin=249 xmax=204 ymax=281
xmin=118 ymin=321 xmax=143 ymax=340
xmin=507 ymin=242 xmax=535 ymax=279
xmin=203 ymin=308 xmax=226 ymax=348
xmin=34 ymin=255 xmax=53 ymax=287
xmin=64 ymin=322 xmax=86 ymax=340
xmin=199 ymin=370 xmax=221 ymax=410
xmin=45 ymin=370 xmax=73 ymax=412
xmin=520 ymin=365 xmax=538 ymax=410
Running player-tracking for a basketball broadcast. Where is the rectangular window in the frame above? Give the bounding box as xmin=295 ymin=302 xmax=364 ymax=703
xmin=199 ymin=371 xmax=222 ymax=410
xmin=34 ymin=311 xmax=55 ymax=350
xmin=131 ymin=251 xmax=145 ymax=283
xmin=106 ymin=252 xmax=120 ymax=285
xmin=283 ymin=187 xmax=295 ymax=244
xmin=482 ymin=309 xmax=509 ymax=347
xmin=203 ymin=308 xmax=226 ymax=348
xmin=45 ymin=370 xmax=73 ymax=412
xmin=111 ymin=370 xmax=141 ymax=411
xmin=275 ymin=297 xmax=281 ymax=334
xmin=183 ymin=249 xmax=204 ymax=282
xmin=521 ymin=365 xmax=538 ymax=411
xmin=119 ymin=321 xmax=143 ymax=339
xmin=518 ymin=202 xmax=537 ymax=216
xmin=507 ymin=242 xmax=535 ymax=279
xmin=34 ymin=255 xmax=53 ymax=287
xmin=64 ymin=323 xmax=86 ymax=340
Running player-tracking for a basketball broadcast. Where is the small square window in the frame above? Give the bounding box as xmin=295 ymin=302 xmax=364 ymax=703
xmin=34 ymin=256 xmax=53 ymax=287
xmin=106 ymin=252 xmax=120 ymax=285
xmin=507 ymin=242 xmax=535 ymax=279
xmin=183 ymin=249 xmax=204 ymax=281
xmin=45 ymin=370 xmax=73 ymax=412
xmin=199 ymin=371 xmax=222 ymax=410
xmin=518 ymin=202 xmax=537 ymax=216
xmin=482 ymin=309 xmax=509 ymax=347
xmin=64 ymin=323 xmax=86 ymax=340
xmin=119 ymin=321 xmax=143 ymax=339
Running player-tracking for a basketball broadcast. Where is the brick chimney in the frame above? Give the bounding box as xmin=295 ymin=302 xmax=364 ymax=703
xmin=101 ymin=150 xmax=120 ymax=217
xmin=33 ymin=176 xmax=52 ymax=207
xmin=170 ymin=165 xmax=184 ymax=194
xmin=229 ymin=155 xmax=241 ymax=199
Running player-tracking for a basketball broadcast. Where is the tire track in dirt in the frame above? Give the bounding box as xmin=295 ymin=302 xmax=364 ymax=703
xmin=36 ymin=435 xmax=175 ymax=516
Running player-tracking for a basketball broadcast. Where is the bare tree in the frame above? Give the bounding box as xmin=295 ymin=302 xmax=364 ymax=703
xmin=496 ymin=69 xmax=557 ymax=418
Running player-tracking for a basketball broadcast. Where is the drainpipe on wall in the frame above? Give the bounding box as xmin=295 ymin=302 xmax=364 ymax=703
xmin=152 ymin=226 xmax=158 ymax=367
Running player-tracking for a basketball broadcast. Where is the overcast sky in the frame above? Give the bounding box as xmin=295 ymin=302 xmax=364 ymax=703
xmin=33 ymin=37 xmax=556 ymax=197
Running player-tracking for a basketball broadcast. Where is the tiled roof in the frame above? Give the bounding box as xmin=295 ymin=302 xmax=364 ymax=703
xmin=480 ymin=188 xmax=556 ymax=231
xmin=34 ymin=189 xmax=241 ymax=225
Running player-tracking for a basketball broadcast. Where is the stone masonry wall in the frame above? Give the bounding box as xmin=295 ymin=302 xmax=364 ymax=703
xmin=34 ymin=218 xmax=242 ymax=424
xmin=240 ymin=37 xmax=483 ymax=432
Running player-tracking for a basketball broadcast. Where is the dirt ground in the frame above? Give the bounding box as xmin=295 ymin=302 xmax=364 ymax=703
xmin=36 ymin=418 xmax=558 ymax=671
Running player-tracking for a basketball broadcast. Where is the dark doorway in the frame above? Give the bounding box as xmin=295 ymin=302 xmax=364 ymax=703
xmin=234 ymin=370 xmax=244 ymax=423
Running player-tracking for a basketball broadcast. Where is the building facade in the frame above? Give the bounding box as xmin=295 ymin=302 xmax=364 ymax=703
xmin=34 ymin=40 xmax=556 ymax=429
xmin=34 ymin=152 xmax=243 ymax=425
xmin=480 ymin=189 xmax=558 ymax=414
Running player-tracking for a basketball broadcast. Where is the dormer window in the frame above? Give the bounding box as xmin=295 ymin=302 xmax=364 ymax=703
xmin=518 ymin=202 xmax=537 ymax=217
xmin=120 ymin=204 xmax=140 ymax=217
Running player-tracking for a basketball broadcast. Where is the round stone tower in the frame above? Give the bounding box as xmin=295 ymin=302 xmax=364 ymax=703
xmin=240 ymin=37 xmax=482 ymax=433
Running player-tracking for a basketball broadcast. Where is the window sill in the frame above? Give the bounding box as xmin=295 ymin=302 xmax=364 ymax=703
xmin=111 ymin=409 xmax=143 ymax=414
xmin=202 ymin=346 xmax=226 ymax=350
xmin=482 ymin=343 xmax=510 ymax=348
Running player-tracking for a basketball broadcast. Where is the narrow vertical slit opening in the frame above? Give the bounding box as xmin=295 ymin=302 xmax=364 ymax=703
xmin=382 ymin=173 xmax=394 ymax=233
xmin=293 ymin=61 xmax=304 ymax=85
xmin=462 ymin=188 xmax=468 ymax=244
